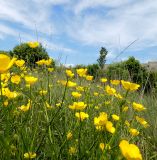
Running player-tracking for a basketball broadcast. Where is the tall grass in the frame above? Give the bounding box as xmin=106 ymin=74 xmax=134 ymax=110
xmin=0 ymin=64 xmax=157 ymax=160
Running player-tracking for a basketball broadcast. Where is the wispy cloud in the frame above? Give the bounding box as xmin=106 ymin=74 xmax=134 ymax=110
xmin=0 ymin=0 xmax=157 ymax=64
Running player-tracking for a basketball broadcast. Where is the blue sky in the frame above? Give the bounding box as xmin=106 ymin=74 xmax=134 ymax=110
xmin=0 ymin=0 xmax=157 ymax=65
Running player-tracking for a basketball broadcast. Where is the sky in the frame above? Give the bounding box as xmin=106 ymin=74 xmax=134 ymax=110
xmin=0 ymin=0 xmax=157 ymax=65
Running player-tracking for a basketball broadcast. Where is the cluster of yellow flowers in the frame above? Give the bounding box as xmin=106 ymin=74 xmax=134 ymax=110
xmin=0 ymin=52 xmax=150 ymax=159
xmin=94 ymin=112 xmax=115 ymax=133
xmin=36 ymin=59 xmax=52 ymax=66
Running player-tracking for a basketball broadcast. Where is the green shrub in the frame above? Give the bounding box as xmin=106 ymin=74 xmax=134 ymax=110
xmin=87 ymin=64 xmax=99 ymax=78
xmin=105 ymin=62 xmax=129 ymax=81
xmin=105 ymin=57 xmax=157 ymax=93
xmin=10 ymin=43 xmax=50 ymax=68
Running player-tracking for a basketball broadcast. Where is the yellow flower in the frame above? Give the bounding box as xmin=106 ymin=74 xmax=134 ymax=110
xmin=36 ymin=59 xmax=52 ymax=66
xmin=94 ymin=112 xmax=108 ymax=130
xmin=94 ymin=106 xmax=100 ymax=110
xmin=76 ymin=68 xmax=87 ymax=77
xmin=99 ymin=143 xmax=105 ymax=151
xmin=69 ymin=147 xmax=77 ymax=155
xmin=114 ymin=93 xmax=123 ymax=99
xmin=67 ymin=81 xmax=77 ymax=87
xmin=132 ymin=102 xmax=146 ymax=111
xmin=1 ymin=88 xmax=19 ymax=99
xmin=11 ymin=75 xmax=21 ymax=84
xmin=0 ymin=54 xmax=17 ymax=73
xmin=125 ymin=120 xmax=130 ymax=127
xmin=94 ymin=92 xmax=99 ymax=96
xmin=1 ymin=72 xmax=10 ymax=82
xmin=48 ymin=68 xmax=54 ymax=72
xmin=105 ymin=85 xmax=116 ymax=95
xmin=69 ymin=102 xmax=87 ymax=110
xmin=60 ymin=80 xmax=76 ymax=87
xmin=25 ymin=76 xmax=38 ymax=85
xmin=106 ymin=121 xmax=115 ymax=134
xmin=119 ymin=140 xmax=142 ymax=160
xmin=36 ymin=59 xmax=45 ymax=65
xmin=121 ymin=80 xmax=140 ymax=91
xmin=110 ymin=80 xmax=120 ymax=85
xmin=129 ymin=128 xmax=139 ymax=136
xmin=67 ymin=132 xmax=73 ymax=140
xmin=85 ymin=75 xmax=93 ymax=81
xmin=72 ymin=91 xmax=82 ymax=98
xmin=100 ymin=78 xmax=107 ymax=83
xmin=3 ymin=100 xmax=8 ymax=107
xmin=19 ymin=100 xmax=31 ymax=112
xmin=122 ymin=106 xmax=129 ymax=112
xmin=15 ymin=59 xmax=25 ymax=67
xmin=75 ymin=112 xmax=89 ymax=121
xmin=66 ymin=69 xmax=74 ymax=78
xmin=56 ymin=103 xmax=61 ymax=107
xmin=45 ymin=102 xmax=53 ymax=109
xmin=44 ymin=59 xmax=52 ymax=66
xmin=136 ymin=116 xmax=149 ymax=128
xmin=27 ymin=41 xmax=39 ymax=48
xmin=39 ymin=90 xmax=47 ymax=95
xmin=24 ymin=152 xmax=36 ymax=159
xmin=112 ymin=114 xmax=120 ymax=121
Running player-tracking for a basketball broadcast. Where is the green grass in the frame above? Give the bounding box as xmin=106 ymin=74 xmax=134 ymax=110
xmin=0 ymin=66 xmax=157 ymax=160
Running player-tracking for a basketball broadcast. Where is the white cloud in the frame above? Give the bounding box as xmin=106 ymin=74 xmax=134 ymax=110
xmin=0 ymin=0 xmax=157 ymax=63
xmin=0 ymin=0 xmax=73 ymax=53
xmin=66 ymin=0 xmax=157 ymax=56
xmin=73 ymin=0 xmax=132 ymax=14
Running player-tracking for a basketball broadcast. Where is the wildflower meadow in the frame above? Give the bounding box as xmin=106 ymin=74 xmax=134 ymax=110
xmin=0 ymin=42 xmax=157 ymax=160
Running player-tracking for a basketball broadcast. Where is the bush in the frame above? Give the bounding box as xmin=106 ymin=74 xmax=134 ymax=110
xmin=87 ymin=64 xmax=99 ymax=78
xmin=124 ymin=57 xmax=156 ymax=93
xmin=106 ymin=57 xmax=157 ymax=93
xmin=105 ymin=61 xmax=129 ymax=81
xmin=10 ymin=43 xmax=50 ymax=68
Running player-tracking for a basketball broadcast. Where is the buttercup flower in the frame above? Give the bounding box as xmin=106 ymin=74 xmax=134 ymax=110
xmin=136 ymin=116 xmax=149 ymax=128
xmin=0 ymin=54 xmax=16 ymax=73
xmin=99 ymin=143 xmax=105 ymax=151
xmin=105 ymin=85 xmax=116 ymax=95
xmin=112 ymin=114 xmax=120 ymax=121
xmin=18 ymin=100 xmax=31 ymax=112
xmin=129 ymin=128 xmax=140 ymax=136
xmin=75 ymin=112 xmax=89 ymax=121
xmin=69 ymin=147 xmax=77 ymax=155
xmin=121 ymin=80 xmax=140 ymax=91
xmin=133 ymin=102 xmax=146 ymax=111
xmin=119 ymin=140 xmax=142 ymax=160
xmin=25 ymin=76 xmax=38 ymax=85
xmin=67 ymin=131 xmax=73 ymax=140
xmin=106 ymin=121 xmax=115 ymax=134
xmin=15 ymin=59 xmax=25 ymax=67
xmin=11 ymin=75 xmax=21 ymax=84
xmin=72 ymin=91 xmax=82 ymax=98
xmin=66 ymin=69 xmax=74 ymax=78
xmin=36 ymin=59 xmax=52 ymax=66
xmin=69 ymin=102 xmax=87 ymax=110
xmin=100 ymin=78 xmax=107 ymax=83
xmin=27 ymin=41 xmax=39 ymax=48
xmin=85 ymin=75 xmax=93 ymax=81
xmin=76 ymin=68 xmax=87 ymax=77
xmin=110 ymin=80 xmax=120 ymax=85
xmin=24 ymin=152 xmax=36 ymax=159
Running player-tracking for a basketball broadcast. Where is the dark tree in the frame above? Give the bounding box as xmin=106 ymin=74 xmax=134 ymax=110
xmin=97 ymin=47 xmax=108 ymax=69
xmin=10 ymin=43 xmax=50 ymax=68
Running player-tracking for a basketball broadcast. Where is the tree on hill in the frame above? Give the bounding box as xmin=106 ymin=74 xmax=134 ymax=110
xmin=97 ymin=47 xmax=108 ymax=69
xmin=10 ymin=43 xmax=51 ymax=68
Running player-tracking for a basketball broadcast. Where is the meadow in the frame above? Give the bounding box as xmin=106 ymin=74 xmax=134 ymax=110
xmin=0 ymin=52 xmax=157 ymax=160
